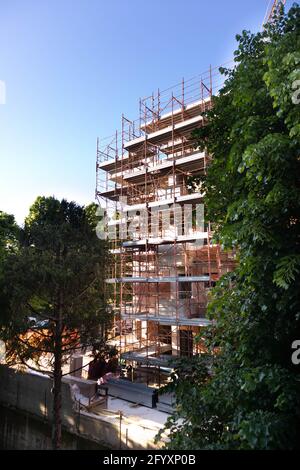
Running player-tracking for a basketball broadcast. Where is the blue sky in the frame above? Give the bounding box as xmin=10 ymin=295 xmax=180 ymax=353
xmin=0 ymin=0 xmax=293 ymax=223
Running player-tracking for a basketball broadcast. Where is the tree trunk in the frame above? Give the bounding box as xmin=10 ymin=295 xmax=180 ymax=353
xmin=52 ymin=309 xmax=63 ymax=449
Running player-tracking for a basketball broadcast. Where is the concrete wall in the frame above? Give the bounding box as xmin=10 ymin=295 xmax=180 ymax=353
xmin=0 ymin=365 xmax=75 ymax=427
xmin=0 ymin=405 xmax=105 ymax=450
xmin=0 ymin=365 xmax=160 ymax=449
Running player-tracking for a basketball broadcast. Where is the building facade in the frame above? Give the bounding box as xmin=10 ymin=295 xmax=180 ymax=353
xmin=96 ymin=69 xmax=235 ymax=386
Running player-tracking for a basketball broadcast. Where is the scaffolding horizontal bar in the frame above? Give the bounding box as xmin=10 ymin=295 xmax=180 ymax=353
xmin=121 ymin=192 xmax=204 ymax=210
xmin=124 ymin=115 xmax=204 ymax=150
xmin=98 ymin=149 xmax=205 ymax=175
xmin=122 ymin=343 xmax=171 ymax=358
xmin=122 ymin=232 xmax=209 ymax=246
xmin=140 ymin=97 xmax=211 ymax=130
xmin=106 ymin=275 xmax=210 ymax=283
xmin=97 ymin=189 xmax=204 ymax=204
xmin=120 ymin=313 xmax=211 ymax=326
xmin=106 ymin=152 xmax=205 ymax=181
xmin=121 ymin=351 xmax=176 ymax=368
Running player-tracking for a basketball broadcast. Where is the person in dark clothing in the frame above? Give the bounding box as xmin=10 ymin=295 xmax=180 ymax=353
xmin=106 ymin=355 xmax=118 ymax=373
xmin=88 ymin=355 xmax=107 ymax=380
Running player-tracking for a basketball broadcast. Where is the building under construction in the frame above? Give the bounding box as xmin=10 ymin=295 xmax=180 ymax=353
xmin=96 ymin=67 xmax=236 ymax=387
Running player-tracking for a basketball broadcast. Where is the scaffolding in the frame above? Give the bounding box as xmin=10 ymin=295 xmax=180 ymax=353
xmin=96 ymin=65 xmax=236 ymax=387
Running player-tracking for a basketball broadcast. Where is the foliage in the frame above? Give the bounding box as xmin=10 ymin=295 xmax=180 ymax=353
xmin=0 ymin=211 xmax=20 ymax=326
xmin=0 ymin=196 xmax=111 ymax=448
xmin=0 ymin=211 xmax=19 ymax=263
xmin=1 ymin=196 xmax=110 ymax=369
xmin=162 ymin=4 xmax=300 ymax=450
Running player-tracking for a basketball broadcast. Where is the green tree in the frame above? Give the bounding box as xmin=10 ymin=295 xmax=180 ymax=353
xmin=1 ymin=197 xmax=110 ymax=449
xmin=0 ymin=211 xmax=19 ymax=262
xmin=161 ymin=4 xmax=300 ymax=449
xmin=0 ymin=211 xmax=20 ymax=327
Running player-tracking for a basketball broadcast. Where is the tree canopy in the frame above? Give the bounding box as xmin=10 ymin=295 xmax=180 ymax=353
xmin=0 ymin=196 xmax=110 ymax=448
xmin=0 ymin=211 xmax=19 ymax=262
xmin=161 ymin=4 xmax=300 ymax=450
